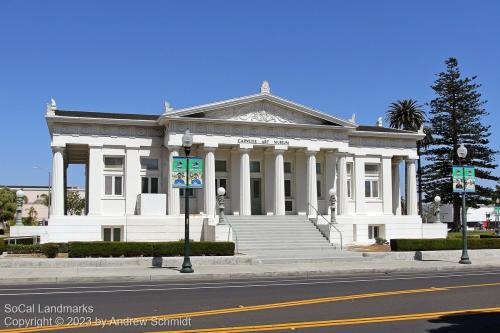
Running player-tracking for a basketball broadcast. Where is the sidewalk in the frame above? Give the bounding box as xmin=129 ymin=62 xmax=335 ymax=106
xmin=1 ymin=256 xmax=499 ymax=285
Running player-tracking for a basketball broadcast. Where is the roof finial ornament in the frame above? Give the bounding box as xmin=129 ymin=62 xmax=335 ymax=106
xmin=46 ymin=98 xmax=57 ymax=116
xmin=376 ymin=117 xmax=383 ymax=127
xmin=349 ymin=113 xmax=356 ymax=124
xmin=163 ymin=100 xmax=173 ymax=113
xmin=260 ymin=80 xmax=270 ymax=94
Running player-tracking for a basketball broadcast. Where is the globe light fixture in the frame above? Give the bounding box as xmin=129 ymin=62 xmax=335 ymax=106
xmin=182 ymin=129 xmax=193 ymax=148
xmin=217 ymin=187 xmax=226 ymax=225
xmin=457 ymin=143 xmax=467 ymax=159
xmin=217 ymin=187 xmax=226 ymax=196
xmin=434 ymin=195 xmax=441 ymax=203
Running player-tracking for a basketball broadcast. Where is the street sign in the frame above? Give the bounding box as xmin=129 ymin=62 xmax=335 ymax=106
xmin=171 ymin=156 xmax=204 ymax=188
xmin=452 ymin=166 xmax=475 ymax=193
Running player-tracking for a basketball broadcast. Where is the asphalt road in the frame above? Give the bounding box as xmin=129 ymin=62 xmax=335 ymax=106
xmin=0 ymin=268 xmax=499 ymax=333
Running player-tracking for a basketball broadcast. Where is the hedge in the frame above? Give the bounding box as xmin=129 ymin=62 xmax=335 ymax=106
xmin=391 ymin=238 xmax=500 ymax=251
xmin=68 ymin=241 xmax=235 ymax=258
xmin=480 ymin=235 xmax=500 ymax=239
xmin=6 ymin=244 xmax=42 ymax=254
xmin=0 ymin=239 xmax=5 ymax=252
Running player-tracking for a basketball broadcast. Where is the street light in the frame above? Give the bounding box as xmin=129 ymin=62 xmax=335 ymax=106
xmin=15 ymin=189 xmax=25 ymax=226
xmin=34 ymin=166 xmax=51 ymax=219
xmin=180 ymin=129 xmax=194 ymax=273
xmin=434 ymin=196 xmax=441 ymax=223
xmin=457 ymin=143 xmax=471 ymax=264
xmin=329 ymin=188 xmax=336 ymax=224
xmin=217 ymin=187 xmax=226 ymax=225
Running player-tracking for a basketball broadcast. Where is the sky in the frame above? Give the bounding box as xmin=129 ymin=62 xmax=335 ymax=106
xmin=0 ymin=0 xmax=499 ymax=188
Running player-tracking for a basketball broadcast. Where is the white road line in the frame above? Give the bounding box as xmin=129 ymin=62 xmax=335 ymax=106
xmin=0 ymin=270 xmax=499 ymax=296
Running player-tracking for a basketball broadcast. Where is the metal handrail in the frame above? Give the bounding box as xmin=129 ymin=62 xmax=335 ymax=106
xmin=307 ymin=203 xmax=343 ymax=250
xmin=214 ymin=202 xmax=239 ymax=254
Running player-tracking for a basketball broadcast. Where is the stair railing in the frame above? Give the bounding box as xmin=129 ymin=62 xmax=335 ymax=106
xmin=214 ymin=202 xmax=239 ymax=254
xmin=307 ymin=202 xmax=343 ymax=250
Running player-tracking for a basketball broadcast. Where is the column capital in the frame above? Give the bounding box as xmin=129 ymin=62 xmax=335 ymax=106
xmin=126 ymin=145 xmax=140 ymax=150
xmin=273 ymin=145 xmax=288 ymax=152
xmin=405 ymin=157 xmax=417 ymax=163
xmin=305 ymin=148 xmax=319 ymax=155
xmin=239 ymin=143 xmax=253 ymax=151
xmin=167 ymin=145 xmax=180 ymax=151
xmin=51 ymin=144 xmax=65 ymax=152
xmin=203 ymin=143 xmax=218 ymax=150
xmin=88 ymin=143 xmax=103 ymax=149
xmin=392 ymin=157 xmax=403 ymax=164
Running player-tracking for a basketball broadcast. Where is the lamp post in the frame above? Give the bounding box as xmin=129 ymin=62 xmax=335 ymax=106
xmin=329 ymin=188 xmax=336 ymax=223
xmin=34 ymin=166 xmax=51 ymax=219
xmin=434 ymin=196 xmax=441 ymax=223
xmin=15 ymin=190 xmax=25 ymax=226
xmin=457 ymin=143 xmax=471 ymax=264
xmin=217 ymin=187 xmax=226 ymax=225
xmin=180 ymin=129 xmax=194 ymax=273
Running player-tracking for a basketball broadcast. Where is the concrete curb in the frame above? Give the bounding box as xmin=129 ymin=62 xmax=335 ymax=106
xmin=1 ymin=263 xmax=500 ymax=286
xmin=363 ymin=249 xmax=500 ymax=261
xmin=0 ymin=255 xmax=256 ymax=268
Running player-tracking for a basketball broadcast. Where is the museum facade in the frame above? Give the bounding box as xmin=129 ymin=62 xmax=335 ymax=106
xmin=10 ymin=82 xmax=447 ymax=244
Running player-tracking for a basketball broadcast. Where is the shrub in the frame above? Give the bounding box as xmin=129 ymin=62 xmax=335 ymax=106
xmin=41 ymin=243 xmax=59 ymax=258
xmin=375 ymin=237 xmax=389 ymax=245
xmin=480 ymin=235 xmax=500 ymax=239
xmin=68 ymin=241 xmax=235 ymax=258
xmin=6 ymin=244 xmax=42 ymax=254
xmin=0 ymin=239 xmax=5 ymax=252
xmin=390 ymin=238 xmax=500 ymax=251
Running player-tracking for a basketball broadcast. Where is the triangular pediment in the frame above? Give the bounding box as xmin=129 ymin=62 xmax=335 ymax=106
xmin=164 ymin=93 xmax=355 ymax=127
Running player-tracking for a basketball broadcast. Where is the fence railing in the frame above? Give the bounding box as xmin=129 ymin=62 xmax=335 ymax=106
xmin=214 ymin=203 xmax=239 ymax=254
xmin=307 ymin=203 xmax=343 ymax=250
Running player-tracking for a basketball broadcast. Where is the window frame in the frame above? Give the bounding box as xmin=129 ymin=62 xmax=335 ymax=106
xmin=140 ymin=158 xmax=160 ymax=194
xmin=346 ymin=162 xmax=354 ymax=199
xmin=102 ymin=226 xmax=123 ymax=242
xmin=364 ymin=163 xmax=380 ymax=199
xmin=103 ymin=156 xmax=125 ymax=197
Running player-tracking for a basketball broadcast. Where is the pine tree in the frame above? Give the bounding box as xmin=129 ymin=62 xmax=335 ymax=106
xmin=422 ymin=58 xmax=499 ymax=230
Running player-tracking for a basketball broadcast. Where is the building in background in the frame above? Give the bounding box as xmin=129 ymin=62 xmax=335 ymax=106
xmin=10 ymin=82 xmax=447 ymax=244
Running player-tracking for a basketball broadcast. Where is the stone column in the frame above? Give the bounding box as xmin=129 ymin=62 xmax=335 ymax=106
xmin=337 ymin=154 xmax=348 ymax=215
xmin=239 ymin=147 xmax=251 ymax=216
xmin=325 ymin=151 xmax=337 ymax=214
xmin=125 ymin=146 xmax=141 ymax=215
xmin=168 ymin=146 xmax=180 ymax=216
xmin=204 ymin=145 xmax=217 ymax=217
xmin=392 ymin=158 xmax=401 ymax=215
xmin=88 ymin=144 xmax=102 ymax=216
xmin=306 ymin=150 xmax=318 ymax=216
xmin=50 ymin=144 xmax=65 ymax=217
xmin=354 ymin=156 xmax=365 ymax=214
xmin=406 ymin=158 xmax=418 ymax=216
xmin=382 ymin=156 xmax=393 ymax=215
xmin=273 ymin=148 xmax=286 ymax=215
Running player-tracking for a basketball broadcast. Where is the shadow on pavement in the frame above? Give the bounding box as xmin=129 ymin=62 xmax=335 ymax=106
xmin=428 ymin=312 xmax=500 ymax=332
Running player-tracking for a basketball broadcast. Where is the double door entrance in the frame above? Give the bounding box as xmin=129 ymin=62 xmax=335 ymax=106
xmin=250 ymin=178 xmax=263 ymax=215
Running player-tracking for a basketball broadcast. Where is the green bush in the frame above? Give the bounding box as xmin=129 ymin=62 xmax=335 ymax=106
xmin=0 ymin=239 xmax=5 ymax=252
xmin=41 ymin=243 xmax=59 ymax=258
xmin=391 ymin=238 xmax=500 ymax=251
xmin=68 ymin=241 xmax=235 ymax=258
xmin=6 ymin=244 xmax=42 ymax=254
xmin=480 ymin=235 xmax=500 ymax=239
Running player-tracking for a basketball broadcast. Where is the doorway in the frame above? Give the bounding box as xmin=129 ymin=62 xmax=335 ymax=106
xmin=250 ymin=178 xmax=262 ymax=215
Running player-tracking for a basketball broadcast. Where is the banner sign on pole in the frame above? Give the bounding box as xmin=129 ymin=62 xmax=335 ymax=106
xmin=171 ymin=156 xmax=204 ymax=189
xmin=452 ymin=166 xmax=475 ymax=193
xmin=463 ymin=166 xmax=476 ymax=193
xmin=187 ymin=157 xmax=204 ymax=188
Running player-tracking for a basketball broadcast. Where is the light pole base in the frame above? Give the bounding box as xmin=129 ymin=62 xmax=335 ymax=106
xmin=180 ymin=259 xmax=194 ymax=273
xmin=459 ymin=254 xmax=471 ymax=265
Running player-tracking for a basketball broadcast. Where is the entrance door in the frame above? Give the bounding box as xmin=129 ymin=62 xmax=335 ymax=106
xmin=250 ymin=178 xmax=262 ymax=215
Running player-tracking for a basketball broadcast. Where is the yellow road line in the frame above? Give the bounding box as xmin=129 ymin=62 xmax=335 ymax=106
xmin=149 ymin=307 xmax=500 ymax=333
xmin=1 ymin=282 xmax=499 ymax=333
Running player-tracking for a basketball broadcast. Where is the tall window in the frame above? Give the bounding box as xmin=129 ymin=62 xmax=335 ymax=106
xmin=346 ymin=162 xmax=353 ymax=199
xmin=250 ymin=161 xmax=261 ymax=173
xmin=364 ymin=164 xmax=380 ymax=198
xmin=215 ymin=160 xmax=227 ymax=172
xmin=316 ymin=180 xmax=322 ymax=198
xmin=284 ymin=162 xmax=292 ymax=174
xmin=284 ymin=179 xmax=292 ymax=197
xmin=316 ymin=162 xmax=321 ymax=174
xmin=104 ymin=157 xmax=124 ymax=196
xmin=141 ymin=158 xmax=159 ymax=194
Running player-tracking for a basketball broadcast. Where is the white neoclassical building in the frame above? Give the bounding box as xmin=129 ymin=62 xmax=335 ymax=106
xmin=11 ymin=82 xmax=447 ymax=245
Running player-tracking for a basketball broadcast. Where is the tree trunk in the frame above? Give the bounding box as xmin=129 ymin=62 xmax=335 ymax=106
xmin=452 ymin=194 xmax=461 ymax=231
xmin=417 ymin=143 xmax=423 ymax=216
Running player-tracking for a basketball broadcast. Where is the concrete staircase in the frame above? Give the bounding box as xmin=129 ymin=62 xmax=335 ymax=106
xmin=226 ymin=215 xmax=364 ymax=264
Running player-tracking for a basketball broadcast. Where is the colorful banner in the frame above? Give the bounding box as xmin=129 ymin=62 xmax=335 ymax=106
xmin=171 ymin=156 xmax=204 ymax=188
xmin=463 ymin=166 xmax=476 ymax=193
xmin=452 ymin=166 xmax=475 ymax=193
xmin=188 ymin=157 xmax=204 ymax=188
xmin=172 ymin=156 xmax=188 ymax=188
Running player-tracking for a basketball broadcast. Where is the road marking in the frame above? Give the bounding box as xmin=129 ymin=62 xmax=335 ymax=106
xmin=1 ymin=281 xmax=499 ymax=333
xmin=2 ymin=270 xmax=500 ymax=296
xmin=149 ymin=307 xmax=500 ymax=332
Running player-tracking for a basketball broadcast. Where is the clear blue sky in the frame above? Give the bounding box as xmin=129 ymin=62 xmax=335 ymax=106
xmin=0 ymin=0 xmax=498 ymax=187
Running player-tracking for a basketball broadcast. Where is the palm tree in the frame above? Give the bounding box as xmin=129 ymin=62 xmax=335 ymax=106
xmin=386 ymin=99 xmax=426 ymax=216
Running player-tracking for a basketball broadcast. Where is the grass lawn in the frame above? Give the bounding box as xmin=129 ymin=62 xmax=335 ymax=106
xmin=448 ymin=230 xmax=495 ymax=238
